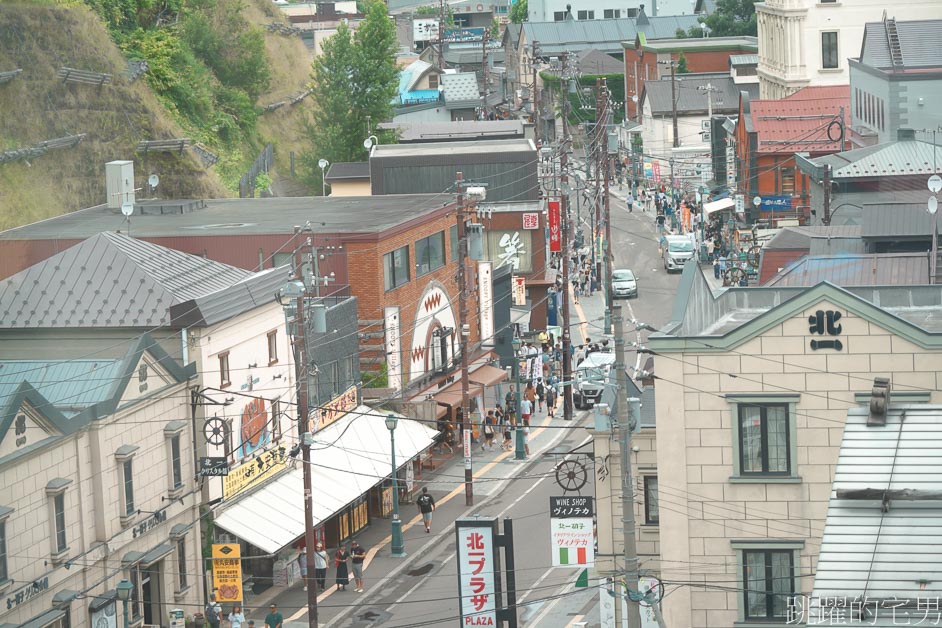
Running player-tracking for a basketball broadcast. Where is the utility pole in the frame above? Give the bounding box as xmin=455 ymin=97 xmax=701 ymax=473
xmin=698 ymin=82 xmax=717 ymax=120
xmin=559 ymin=52 xmax=573 ymax=421
xmin=594 ymin=78 xmax=604 ymax=287
xmin=437 ymin=0 xmax=447 ymax=70
xmin=531 ymin=41 xmax=541 ymax=143
xmin=600 ymin=80 xmax=614 ymax=336
xmin=822 ymin=163 xmax=832 ymax=227
xmin=669 ymin=59 xmax=679 ymax=149
xmin=456 ymin=172 xmax=474 ymax=505
xmin=482 ymin=28 xmax=489 ymax=119
xmin=292 ymin=227 xmax=319 ymax=628
xmin=613 ymin=305 xmax=641 ymax=628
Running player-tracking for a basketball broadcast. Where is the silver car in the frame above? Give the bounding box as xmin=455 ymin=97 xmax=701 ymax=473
xmin=612 ymin=269 xmax=637 ymax=299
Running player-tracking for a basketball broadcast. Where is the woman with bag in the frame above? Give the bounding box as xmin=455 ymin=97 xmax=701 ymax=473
xmin=482 ymin=411 xmax=497 ymax=451
xmin=335 ymin=544 xmax=350 ymax=591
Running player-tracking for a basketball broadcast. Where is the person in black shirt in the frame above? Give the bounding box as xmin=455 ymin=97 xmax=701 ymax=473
xmin=350 ymin=541 xmax=366 ymax=593
xmin=416 ymin=487 xmax=436 ymax=533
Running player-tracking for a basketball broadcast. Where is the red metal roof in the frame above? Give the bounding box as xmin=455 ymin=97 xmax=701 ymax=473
xmin=750 ymin=85 xmax=850 ymax=155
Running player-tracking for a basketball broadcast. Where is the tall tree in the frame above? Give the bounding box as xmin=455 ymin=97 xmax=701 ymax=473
xmin=509 ymin=0 xmax=528 ymax=24
xmin=689 ymin=0 xmax=757 ymax=37
xmin=676 ymin=52 xmax=690 ymax=74
xmin=353 ymin=0 xmax=399 ymax=135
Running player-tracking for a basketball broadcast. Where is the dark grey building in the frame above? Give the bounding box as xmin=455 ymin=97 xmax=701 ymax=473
xmin=368 ymin=139 xmax=539 ymax=202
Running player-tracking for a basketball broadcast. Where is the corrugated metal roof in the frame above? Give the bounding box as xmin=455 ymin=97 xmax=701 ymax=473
xmin=0 ymin=231 xmax=251 ymax=328
xmin=381 ymin=120 xmax=525 ymax=142
xmin=641 ymin=35 xmax=757 ymax=52
xmin=811 ymin=406 xmax=942 ymax=623
xmin=862 ymin=202 xmax=941 ymax=238
xmin=729 ymin=53 xmax=758 ymax=66
xmin=442 ymin=72 xmax=480 ymax=106
xmin=401 ymin=59 xmax=432 ymax=92
xmin=750 ymin=85 xmax=850 ymax=154
xmin=861 ymin=19 xmax=942 ymax=70
xmin=765 ymin=252 xmax=929 ymax=287
xmin=763 ymin=225 xmax=862 ymax=250
xmin=325 ymin=161 xmax=370 ymax=180
xmin=814 ymin=139 xmax=942 ymax=179
xmin=0 ymin=359 xmax=123 ymax=417
xmin=170 ymin=265 xmax=292 ymax=328
xmin=576 ymin=49 xmax=624 ymax=75
xmin=522 ymin=13 xmax=701 ymax=50
xmin=643 ymin=73 xmax=757 ymax=115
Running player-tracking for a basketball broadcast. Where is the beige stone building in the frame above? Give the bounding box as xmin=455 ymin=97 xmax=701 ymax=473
xmin=647 ymin=267 xmax=942 ymax=627
xmin=0 ymin=335 xmax=200 ymax=628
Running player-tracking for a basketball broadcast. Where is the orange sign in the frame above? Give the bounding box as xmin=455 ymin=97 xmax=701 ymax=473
xmin=319 ymin=385 xmax=358 ymax=430
xmin=211 ymin=544 xmax=243 ymax=603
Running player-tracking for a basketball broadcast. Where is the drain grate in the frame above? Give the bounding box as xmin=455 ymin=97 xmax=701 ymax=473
xmin=407 ymin=563 xmax=435 ymax=577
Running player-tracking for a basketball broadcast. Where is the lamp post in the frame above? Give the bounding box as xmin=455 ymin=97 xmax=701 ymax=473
xmin=364 ymin=135 xmax=379 ymax=152
xmin=385 ymin=414 xmax=406 ymax=557
xmin=511 ymin=338 xmax=525 ymax=460
xmin=317 ymin=159 xmax=329 ymax=197
xmin=116 ymin=579 xmax=133 ymax=628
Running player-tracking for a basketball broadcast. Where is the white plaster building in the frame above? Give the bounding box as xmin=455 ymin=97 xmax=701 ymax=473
xmin=0 ymin=336 xmax=201 ymax=628
xmin=646 ymin=266 xmax=942 ymax=627
xmin=526 ymin=0 xmax=702 ymax=21
xmin=756 ymin=0 xmax=942 ymax=100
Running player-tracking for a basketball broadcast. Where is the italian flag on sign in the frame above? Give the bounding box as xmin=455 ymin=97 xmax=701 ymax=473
xmin=558 ymin=547 xmax=588 ymax=565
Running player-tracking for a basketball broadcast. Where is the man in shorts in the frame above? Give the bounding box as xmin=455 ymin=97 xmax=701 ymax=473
xmin=350 ymin=540 xmax=366 ymax=593
xmin=416 ymin=487 xmax=436 ymax=533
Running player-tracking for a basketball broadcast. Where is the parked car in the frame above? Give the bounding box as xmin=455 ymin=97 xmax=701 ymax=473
xmin=612 ymin=268 xmax=638 ymax=299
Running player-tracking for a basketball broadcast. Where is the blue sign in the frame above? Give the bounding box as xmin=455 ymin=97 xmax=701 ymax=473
xmin=759 ymin=196 xmax=792 ymax=211
xmin=444 ymin=27 xmax=485 ymax=42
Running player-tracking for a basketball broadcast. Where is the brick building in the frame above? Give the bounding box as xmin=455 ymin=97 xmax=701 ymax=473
xmin=624 ymin=35 xmax=758 ymax=119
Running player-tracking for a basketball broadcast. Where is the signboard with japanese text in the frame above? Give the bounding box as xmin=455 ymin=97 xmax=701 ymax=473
xmin=413 ymin=18 xmax=439 ymax=42
xmin=222 ymin=446 xmax=287 ymax=499
xmin=486 ymin=230 xmax=532 ymax=272
xmin=651 ymin=161 xmax=661 ymax=182
xmin=759 ymin=195 xmax=792 ymax=211
xmin=444 ymin=27 xmax=485 ymax=42
xmin=211 ymin=544 xmax=243 ymax=603
xmin=478 ymin=262 xmax=494 ymax=346
xmin=522 ymin=212 xmax=540 ymax=230
xmin=385 ymin=306 xmax=402 ymax=393
xmin=455 ymin=518 xmax=501 ymax=627
xmin=198 ymin=457 xmax=228 ymax=477
xmin=550 ymin=496 xmax=594 ymax=567
xmin=319 ymin=385 xmax=358 ymax=430
xmin=511 ymin=277 xmax=526 ymax=306
xmin=547 ymin=199 xmax=561 ymax=253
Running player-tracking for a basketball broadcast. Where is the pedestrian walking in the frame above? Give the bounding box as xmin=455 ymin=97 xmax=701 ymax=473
xmin=502 ymin=421 xmax=513 ymax=450
xmin=535 ymin=379 xmax=545 ymax=412
xmin=264 ymin=604 xmax=283 ymax=628
xmin=713 ymin=256 xmax=720 ymax=279
xmin=297 ymin=547 xmax=309 ymax=591
xmin=335 ymin=545 xmax=350 ymax=591
xmin=523 ymin=425 xmax=531 ymax=457
xmin=483 ymin=411 xmax=497 ymax=450
xmin=205 ymin=596 xmax=221 ymax=628
xmin=313 ymin=542 xmax=328 ymax=591
xmin=228 ymin=605 xmax=246 ymax=628
xmin=416 ymin=487 xmax=436 ymax=532
xmin=350 ymin=540 xmax=366 ymax=592
xmin=626 ymin=193 xmax=634 ymax=212
xmin=574 ymin=284 xmax=581 ymax=304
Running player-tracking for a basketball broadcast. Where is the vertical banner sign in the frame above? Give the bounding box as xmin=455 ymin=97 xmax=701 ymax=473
xmin=478 ymin=262 xmax=494 ymax=346
xmin=385 ymin=306 xmax=402 ymax=393
xmin=549 ymin=496 xmax=595 ymax=567
xmin=512 ymin=277 xmax=526 ymax=306
xmin=211 ymin=544 xmax=244 ymax=603
xmin=652 ymin=161 xmax=661 ymax=182
xmin=547 ymin=199 xmax=562 ymax=253
xmin=456 ymin=518 xmax=501 ymax=626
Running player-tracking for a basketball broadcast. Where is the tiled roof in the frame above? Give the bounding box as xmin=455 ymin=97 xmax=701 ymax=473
xmin=0 ymin=231 xmax=251 ymax=328
xmin=441 ymin=72 xmax=480 ymax=107
xmin=749 ymin=85 xmax=850 ymax=154
xmin=765 ymin=253 xmax=929 ymax=287
xmin=860 ymin=19 xmax=942 ymax=70
xmin=576 ymin=49 xmax=624 ymax=75
xmin=643 ymin=72 xmax=757 ymax=115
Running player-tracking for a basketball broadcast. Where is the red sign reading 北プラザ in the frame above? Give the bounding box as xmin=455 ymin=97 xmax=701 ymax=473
xmin=319 ymin=385 xmax=358 ymax=430
xmin=456 ymin=519 xmax=500 ymax=626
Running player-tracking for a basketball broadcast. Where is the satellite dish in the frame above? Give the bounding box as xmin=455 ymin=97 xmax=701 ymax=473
xmin=363 ymin=137 xmax=374 ymax=150
xmin=318 ymin=158 xmax=329 ymax=170
xmin=928 ymin=174 xmax=942 ymax=193
xmin=121 ymin=202 xmax=134 ymax=217
xmin=929 ymin=195 xmax=938 ymax=215
xmin=148 ymin=174 xmax=159 ymax=189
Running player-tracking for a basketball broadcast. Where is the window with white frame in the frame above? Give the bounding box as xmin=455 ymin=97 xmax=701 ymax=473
xmin=176 ymin=538 xmax=188 ymax=591
xmin=0 ymin=517 xmax=8 ymax=585
xmin=821 ymin=31 xmax=839 ymax=69
xmin=45 ymin=479 xmax=71 ymax=561
xmin=729 ymin=395 xmax=800 ymax=481
xmin=577 ymin=9 xmax=595 ymax=19
xmin=165 ymin=421 xmax=185 ymax=494
xmin=116 ymin=445 xmax=138 ymax=522
xmin=268 ymin=330 xmax=278 ymax=365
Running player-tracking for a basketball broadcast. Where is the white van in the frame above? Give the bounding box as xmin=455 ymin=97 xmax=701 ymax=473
xmin=662 ymin=234 xmax=695 ymax=272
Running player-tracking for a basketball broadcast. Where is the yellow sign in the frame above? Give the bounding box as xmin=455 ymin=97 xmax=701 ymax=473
xmin=211 ymin=544 xmax=243 ymax=603
xmin=222 ymin=446 xmax=287 ymax=500
xmin=318 ymin=385 xmax=358 ymax=430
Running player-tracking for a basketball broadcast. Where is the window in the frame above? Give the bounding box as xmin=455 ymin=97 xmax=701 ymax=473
xmin=53 ymin=493 xmax=66 ymax=553
xmin=576 ymin=10 xmax=594 ymax=19
xmin=739 ymin=404 xmax=789 ymax=475
xmin=821 ymin=31 xmax=838 ymax=69
xmin=603 ymin=9 xmax=621 ymax=18
xmin=415 ymin=231 xmax=446 ymax=276
xmin=123 ymin=459 xmax=135 ymax=517
xmin=428 ymin=73 xmax=439 ymax=89
xmin=219 ymin=352 xmax=231 ymax=388
xmin=176 ymin=538 xmax=188 ymax=591
xmin=383 ymin=246 xmax=410 ymax=291
xmin=0 ymin=520 xmax=7 ymax=584
xmin=128 ymin=565 xmax=142 ymax=620
xmin=267 ymin=330 xmax=278 ymax=365
xmin=170 ymin=435 xmax=183 ymax=490
xmin=553 ymin=11 xmax=566 ymax=20
xmin=742 ymin=549 xmax=795 ymax=620
xmin=781 ymin=167 xmax=795 ymax=195
xmin=643 ymin=476 xmax=659 ymax=524
xmin=450 ymin=224 xmax=459 ymax=261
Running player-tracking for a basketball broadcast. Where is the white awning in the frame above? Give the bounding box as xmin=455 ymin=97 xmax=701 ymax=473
xmin=703 ymin=197 xmax=735 ymax=216
xmin=213 ymin=405 xmax=438 ymax=554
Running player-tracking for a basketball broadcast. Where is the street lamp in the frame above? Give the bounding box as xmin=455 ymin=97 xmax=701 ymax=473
xmin=317 ymin=159 xmax=329 ymax=197
xmin=385 ymin=413 xmax=406 ymax=557
xmin=510 ymin=338 xmax=526 ymax=460
xmin=116 ymin=579 xmax=133 ymax=628
xmin=363 ymin=135 xmax=379 ymax=151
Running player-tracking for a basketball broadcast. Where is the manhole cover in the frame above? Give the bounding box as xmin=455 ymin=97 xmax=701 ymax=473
xmin=358 ymin=611 xmax=380 ymax=621
xmin=407 ymin=563 xmax=435 ymax=577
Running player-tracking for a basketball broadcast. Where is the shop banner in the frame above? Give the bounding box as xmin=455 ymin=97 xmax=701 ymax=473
xmin=211 ymin=544 xmax=243 ymax=603
xmin=547 ymin=199 xmax=561 ymax=253
xmin=455 ymin=518 xmax=501 ymax=626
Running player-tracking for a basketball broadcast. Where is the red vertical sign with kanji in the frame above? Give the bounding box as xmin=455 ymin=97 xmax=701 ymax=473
xmin=547 ymin=199 xmax=561 ymax=253
xmin=456 ymin=519 xmax=501 ymax=626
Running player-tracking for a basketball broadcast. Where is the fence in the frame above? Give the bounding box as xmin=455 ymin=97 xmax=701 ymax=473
xmin=239 ymin=143 xmax=274 ymax=198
